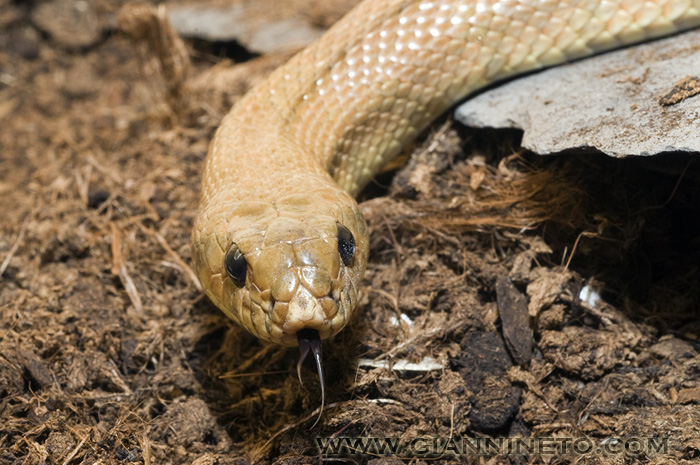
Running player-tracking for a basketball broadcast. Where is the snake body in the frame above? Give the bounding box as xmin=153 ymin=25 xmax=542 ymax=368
xmin=192 ymin=0 xmax=700 ymax=348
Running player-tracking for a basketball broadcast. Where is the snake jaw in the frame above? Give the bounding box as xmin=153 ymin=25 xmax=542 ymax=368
xmin=297 ymin=328 xmax=325 ymax=428
xmin=280 ymin=275 xmax=335 ymax=331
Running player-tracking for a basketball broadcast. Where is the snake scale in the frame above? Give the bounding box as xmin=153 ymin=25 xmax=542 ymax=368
xmin=191 ymin=0 xmax=700 ymax=416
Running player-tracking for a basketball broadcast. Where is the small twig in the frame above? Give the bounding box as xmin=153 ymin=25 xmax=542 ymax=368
xmin=563 ymin=230 xmax=596 ymax=270
xmin=135 ymin=221 xmax=202 ymax=291
xmin=367 ymin=288 xmax=401 ymax=317
xmin=252 ymin=401 xmax=345 ymax=462
xmin=110 ymin=223 xmax=144 ymax=312
xmin=62 ymin=433 xmax=89 ymax=465
xmin=382 ymin=215 xmax=403 ymax=269
xmin=219 ymin=369 xmax=288 ymax=379
xmin=140 ymin=433 xmax=152 ymax=465
xmin=636 ymin=158 xmax=693 ymax=213
xmin=224 ymin=344 xmax=279 ymax=377
xmin=577 ymin=377 xmax=610 ymax=425
xmin=0 ymin=216 xmax=29 ymax=277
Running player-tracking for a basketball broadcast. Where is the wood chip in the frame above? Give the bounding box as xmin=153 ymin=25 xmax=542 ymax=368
xmin=496 ymin=276 xmax=533 ymax=366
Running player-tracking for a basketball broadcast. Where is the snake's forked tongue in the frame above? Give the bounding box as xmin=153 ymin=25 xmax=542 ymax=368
xmin=296 ymin=329 xmax=325 ymax=428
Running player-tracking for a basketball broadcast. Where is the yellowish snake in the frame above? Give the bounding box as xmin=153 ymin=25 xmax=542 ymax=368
xmin=192 ymin=0 xmax=700 ymax=420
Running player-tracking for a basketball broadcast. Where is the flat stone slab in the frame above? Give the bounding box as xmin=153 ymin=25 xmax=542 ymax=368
xmin=167 ymin=1 xmax=326 ymax=54
xmin=455 ymin=30 xmax=700 ymax=157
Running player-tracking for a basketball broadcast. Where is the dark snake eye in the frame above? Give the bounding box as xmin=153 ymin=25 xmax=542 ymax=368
xmin=337 ymin=224 xmax=355 ymax=266
xmin=224 ymin=244 xmax=247 ymax=287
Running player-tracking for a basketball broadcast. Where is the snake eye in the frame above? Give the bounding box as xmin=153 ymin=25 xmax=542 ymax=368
xmin=224 ymin=244 xmax=247 ymax=287
xmin=337 ymin=224 xmax=355 ymax=266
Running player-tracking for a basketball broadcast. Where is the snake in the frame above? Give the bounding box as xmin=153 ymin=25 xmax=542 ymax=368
xmin=192 ymin=0 xmax=700 ymax=422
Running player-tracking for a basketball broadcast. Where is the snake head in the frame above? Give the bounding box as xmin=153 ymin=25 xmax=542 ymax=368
xmin=193 ymin=188 xmax=368 ymax=348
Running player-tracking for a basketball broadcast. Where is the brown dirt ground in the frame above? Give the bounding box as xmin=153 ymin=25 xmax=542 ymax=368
xmin=2 ymin=1 xmax=700 ymax=464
